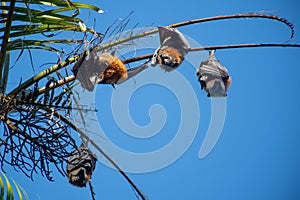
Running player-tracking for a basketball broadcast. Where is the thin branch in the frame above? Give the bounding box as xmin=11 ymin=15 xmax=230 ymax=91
xmin=89 ymin=182 xmax=96 ymax=200
xmin=88 ymin=138 xmax=147 ymax=200
xmin=170 ymin=13 xmax=295 ymax=39
xmin=38 ymin=75 xmax=75 ymax=94
xmin=123 ymin=43 xmax=300 ymax=64
xmin=98 ymin=13 xmax=295 ymax=52
xmin=188 ymin=43 xmax=300 ymax=52
xmin=0 ymin=0 xmax=16 ymax=93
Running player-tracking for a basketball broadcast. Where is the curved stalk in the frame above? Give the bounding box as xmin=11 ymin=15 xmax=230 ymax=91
xmin=98 ymin=13 xmax=295 ymax=52
xmin=35 ymin=42 xmax=300 ymax=93
xmin=9 ymin=13 xmax=296 ymax=96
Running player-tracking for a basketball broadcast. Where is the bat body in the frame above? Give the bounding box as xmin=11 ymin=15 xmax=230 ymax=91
xmin=72 ymin=50 xmax=148 ymax=91
xmin=152 ymin=26 xmax=190 ymax=71
xmin=66 ymin=143 xmax=97 ymax=187
xmin=97 ymin=53 xmax=128 ymax=87
xmin=196 ymin=50 xmax=231 ymax=97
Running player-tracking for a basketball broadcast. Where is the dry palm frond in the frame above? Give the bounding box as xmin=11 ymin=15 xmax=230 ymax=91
xmin=0 ymin=81 xmax=77 ymax=181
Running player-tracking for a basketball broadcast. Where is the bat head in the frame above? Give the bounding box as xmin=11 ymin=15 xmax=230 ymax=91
xmin=67 ymin=167 xmax=90 ymax=187
xmin=205 ymin=79 xmax=227 ymax=97
xmin=155 ymin=47 xmax=184 ymax=71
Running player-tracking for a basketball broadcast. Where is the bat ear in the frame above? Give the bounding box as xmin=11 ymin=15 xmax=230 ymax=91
xmin=110 ymin=50 xmax=116 ymax=56
xmin=157 ymin=26 xmax=190 ymax=53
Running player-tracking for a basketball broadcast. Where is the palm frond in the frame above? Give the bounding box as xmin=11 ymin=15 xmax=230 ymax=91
xmin=0 ymin=80 xmax=77 ymax=181
xmin=0 ymin=0 xmax=103 ymax=45
xmin=0 ymin=171 xmax=29 ymax=200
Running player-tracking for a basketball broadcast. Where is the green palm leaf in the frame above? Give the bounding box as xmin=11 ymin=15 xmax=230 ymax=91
xmin=0 ymin=0 xmax=104 ymax=93
xmin=0 ymin=0 xmax=103 ymax=49
xmin=0 ymin=171 xmax=29 ymax=200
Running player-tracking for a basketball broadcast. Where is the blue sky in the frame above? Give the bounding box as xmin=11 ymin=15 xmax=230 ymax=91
xmin=4 ymin=0 xmax=300 ymax=200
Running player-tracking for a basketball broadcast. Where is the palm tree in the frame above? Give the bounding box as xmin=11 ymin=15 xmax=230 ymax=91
xmin=1 ymin=1 xmax=300 ymax=200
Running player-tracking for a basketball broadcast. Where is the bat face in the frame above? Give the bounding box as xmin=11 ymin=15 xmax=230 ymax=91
xmin=67 ymin=167 xmax=90 ymax=187
xmin=204 ymin=79 xmax=227 ymax=97
xmin=155 ymin=47 xmax=184 ymax=71
xmin=197 ymin=50 xmax=231 ymax=97
xmin=152 ymin=26 xmax=190 ymax=71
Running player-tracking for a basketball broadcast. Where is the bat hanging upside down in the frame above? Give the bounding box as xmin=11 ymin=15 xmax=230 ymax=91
xmin=66 ymin=143 xmax=97 ymax=187
xmin=151 ymin=26 xmax=190 ymax=71
xmin=196 ymin=50 xmax=231 ymax=97
xmin=72 ymin=49 xmax=149 ymax=91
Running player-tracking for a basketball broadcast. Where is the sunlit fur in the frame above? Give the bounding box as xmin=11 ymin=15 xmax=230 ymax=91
xmin=226 ymin=76 xmax=232 ymax=91
xmin=156 ymin=47 xmax=184 ymax=71
xmin=99 ymin=53 xmax=128 ymax=84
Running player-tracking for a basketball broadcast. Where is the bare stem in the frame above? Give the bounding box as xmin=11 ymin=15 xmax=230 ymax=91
xmin=188 ymin=43 xmax=300 ymax=52
xmin=38 ymin=75 xmax=76 ymax=94
xmin=122 ymin=43 xmax=300 ymax=64
xmin=99 ymin=13 xmax=295 ymax=52
xmin=0 ymin=0 xmax=16 ymax=93
xmin=170 ymin=13 xmax=295 ymax=39
xmin=89 ymin=182 xmax=96 ymax=200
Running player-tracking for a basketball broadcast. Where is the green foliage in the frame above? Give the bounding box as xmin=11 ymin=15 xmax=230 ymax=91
xmin=0 ymin=171 xmax=29 ymax=200
xmin=0 ymin=0 xmax=102 ymax=181
xmin=0 ymin=0 xmax=103 ymax=51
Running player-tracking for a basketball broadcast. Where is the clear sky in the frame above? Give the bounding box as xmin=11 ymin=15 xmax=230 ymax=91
xmin=4 ymin=0 xmax=300 ymax=200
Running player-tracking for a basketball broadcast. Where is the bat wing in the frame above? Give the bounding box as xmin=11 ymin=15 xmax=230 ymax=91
xmin=118 ymin=62 xmax=149 ymax=84
xmin=158 ymin=26 xmax=190 ymax=54
xmin=151 ymin=47 xmax=160 ymax=66
xmin=67 ymin=144 xmax=97 ymax=173
xmin=74 ymin=50 xmax=109 ymax=91
xmin=67 ymin=143 xmax=97 ymax=187
xmin=198 ymin=50 xmax=229 ymax=78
